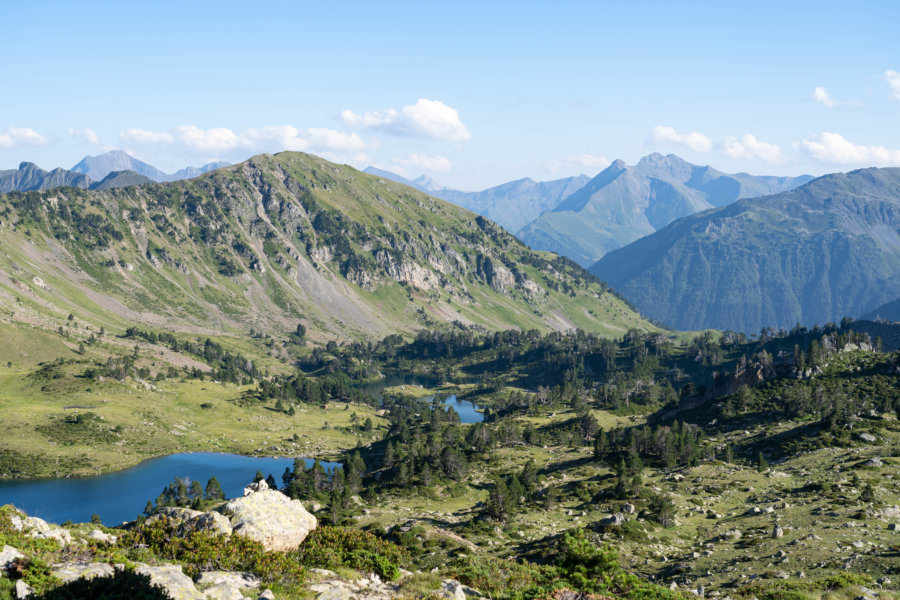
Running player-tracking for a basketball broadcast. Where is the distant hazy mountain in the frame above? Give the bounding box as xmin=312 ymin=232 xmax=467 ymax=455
xmin=88 ymin=170 xmax=155 ymax=190
xmin=861 ymin=298 xmax=900 ymax=322
xmin=519 ymin=153 xmax=813 ymax=266
xmin=363 ymin=167 xmax=591 ymax=233
xmin=169 ymin=161 xmax=230 ymax=181
xmin=0 ymin=162 xmax=92 ymax=193
xmin=590 ymin=167 xmax=900 ymax=333
xmin=72 ymin=150 xmax=230 ymax=183
xmin=72 ymin=150 xmax=170 ymax=182
xmin=437 ymin=176 xmax=591 ymax=234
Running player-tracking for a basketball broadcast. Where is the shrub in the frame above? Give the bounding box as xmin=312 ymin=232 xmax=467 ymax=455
xmin=292 ymin=526 xmax=405 ymax=581
xmin=120 ymin=519 xmax=303 ymax=584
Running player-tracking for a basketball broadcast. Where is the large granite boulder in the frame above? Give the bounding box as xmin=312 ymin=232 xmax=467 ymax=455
xmin=221 ymin=489 xmax=316 ymax=551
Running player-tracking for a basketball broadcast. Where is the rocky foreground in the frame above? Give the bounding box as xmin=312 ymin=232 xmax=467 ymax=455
xmin=0 ymin=480 xmax=484 ymax=600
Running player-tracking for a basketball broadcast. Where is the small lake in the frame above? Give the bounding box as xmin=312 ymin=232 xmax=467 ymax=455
xmin=355 ymin=373 xmax=484 ymax=423
xmin=0 ymin=452 xmax=339 ymax=526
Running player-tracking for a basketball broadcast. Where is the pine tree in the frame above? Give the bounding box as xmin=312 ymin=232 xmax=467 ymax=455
xmin=757 ymin=451 xmax=769 ymax=473
xmin=205 ymin=476 xmax=224 ymax=500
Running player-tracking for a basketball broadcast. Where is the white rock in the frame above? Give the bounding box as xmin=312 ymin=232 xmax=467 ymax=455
xmin=135 ymin=563 xmax=202 ymax=600
xmin=15 ymin=580 xmax=33 ymax=599
xmin=87 ymin=529 xmax=117 ymax=544
xmin=203 ymin=582 xmax=244 ymax=600
xmin=0 ymin=545 xmax=23 ymax=569
xmin=258 ymin=589 xmax=276 ymax=600
xmin=197 ymin=571 xmax=260 ymax=590
xmin=52 ymin=562 xmax=115 ymax=583
xmin=222 ymin=490 xmax=316 ymax=551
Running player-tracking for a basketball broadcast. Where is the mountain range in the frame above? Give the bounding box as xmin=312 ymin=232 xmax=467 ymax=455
xmin=591 ymin=167 xmax=900 ymax=333
xmin=71 ymin=150 xmax=229 ymax=183
xmin=0 ymin=151 xmax=230 ymax=194
xmin=363 ymin=167 xmax=590 ymax=234
xmin=519 ymin=153 xmax=813 ymax=267
xmin=0 ymin=151 xmax=652 ymax=343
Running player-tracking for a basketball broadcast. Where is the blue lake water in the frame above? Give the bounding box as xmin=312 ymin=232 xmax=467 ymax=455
xmin=355 ymin=373 xmax=484 ymax=423
xmin=0 ymin=452 xmax=338 ymax=526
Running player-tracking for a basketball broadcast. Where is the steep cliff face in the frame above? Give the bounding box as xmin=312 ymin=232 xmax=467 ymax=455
xmin=0 ymin=151 xmax=653 ymax=341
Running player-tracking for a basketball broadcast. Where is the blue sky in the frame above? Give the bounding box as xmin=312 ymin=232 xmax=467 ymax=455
xmin=1 ymin=0 xmax=899 ymax=189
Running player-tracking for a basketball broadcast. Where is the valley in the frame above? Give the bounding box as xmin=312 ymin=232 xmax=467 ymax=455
xmin=0 ymin=154 xmax=898 ymax=600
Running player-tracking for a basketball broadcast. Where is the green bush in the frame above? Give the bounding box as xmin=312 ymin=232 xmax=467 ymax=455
xmin=34 ymin=569 xmax=171 ymax=600
xmin=120 ymin=519 xmax=303 ymax=584
xmin=293 ymin=526 xmax=405 ymax=581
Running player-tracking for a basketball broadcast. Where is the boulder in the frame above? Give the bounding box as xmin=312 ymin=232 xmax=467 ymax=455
xmin=438 ymin=578 xmax=483 ymax=599
xmin=15 ymin=580 xmax=33 ymax=599
xmin=134 ymin=563 xmax=202 ymax=600
xmin=599 ymin=513 xmax=625 ymax=528
xmin=0 ymin=545 xmax=23 ymax=569
xmin=258 ymin=589 xmax=275 ymax=600
xmin=52 ymin=562 xmax=116 ymax=583
xmin=244 ymin=479 xmax=269 ymax=496
xmin=183 ymin=511 xmax=234 ymax=537
xmin=858 ymin=432 xmax=877 ymax=443
xmin=221 ymin=489 xmax=316 ymax=551
xmin=87 ymin=529 xmax=117 ymax=544
xmin=146 ymin=507 xmax=203 ymax=526
xmin=203 ymin=582 xmax=244 ymax=600
xmin=865 ymin=458 xmax=883 ymax=468
xmin=622 ymin=503 xmax=636 ymax=515
xmin=773 ymin=525 xmax=784 ymax=538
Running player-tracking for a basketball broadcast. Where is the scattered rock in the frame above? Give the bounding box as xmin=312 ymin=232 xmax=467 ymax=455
xmin=221 ymin=487 xmax=316 ymax=551
xmin=203 ymin=582 xmax=245 ymax=600
xmin=134 ymin=563 xmax=201 ymax=600
xmin=258 ymin=590 xmax=276 ymax=600
xmin=599 ymin=513 xmax=625 ymax=528
xmin=623 ymin=503 xmax=636 ymax=515
xmin=0 ymin=545 xmax=23 ymax=569
xmin=773 ymin=525 xmax=784 ymax=538
xmin=858 ymin=433 xmax=877 ymax=443
xmin=244 ymin=479 xmax=269 ymax=496
xmin=52 ymin=562 xmax=116 ymax=583
xmin=197 ymin=571 xmax=261 ymax=590
xmin=87 ymin=529 xmax=117 ymax=544
xmin=865 ymin=458 xmax=883 ymax=468
xmin=888 ymin=523 xmax=898 ymax=531
xmin=15 ymin=580 xmax=33 ymax=599
xmin=439 ymin=578 xmax=483 ymax=599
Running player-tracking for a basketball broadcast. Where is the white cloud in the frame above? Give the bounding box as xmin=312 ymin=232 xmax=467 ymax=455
xmin=549 ymin=154 xmax=610 ymax=174
xmin=649 ymin=125 xmax=713 ymax=153
xmin=341 ymin=99 xmax=471 ymax=141
xmin=119 ymin=128 xmax=175 ymax=144
xmin=394 ymin=153 xmax=452 ymax=172
xmin=885 ymin=70 xmax=900 ymax=100
xmin=115 ymin=125 xmax=371 ymax=166
xmin=721 ymin=134 xmax=782 ymax=163
xmin=0 ymin=127 xmax=48 ymax=148
xmin=68 ymin=128 xmax=102 ymax=146
xmin=812 ymin=87 xmax=836 ymax=108
xmin=795 ymin=132 xmax=900 ymax=166
xmin=174 ymin=125 xmax=243 ymax=153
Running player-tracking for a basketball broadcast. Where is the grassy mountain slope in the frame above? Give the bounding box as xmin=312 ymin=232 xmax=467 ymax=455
xmin=519 ymin=154 xmax=812 ymax=266
xmin=0 ymin=151 xmax=653 ymax=345
xmin=590 ymin=167 xmax=900 ymax=333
